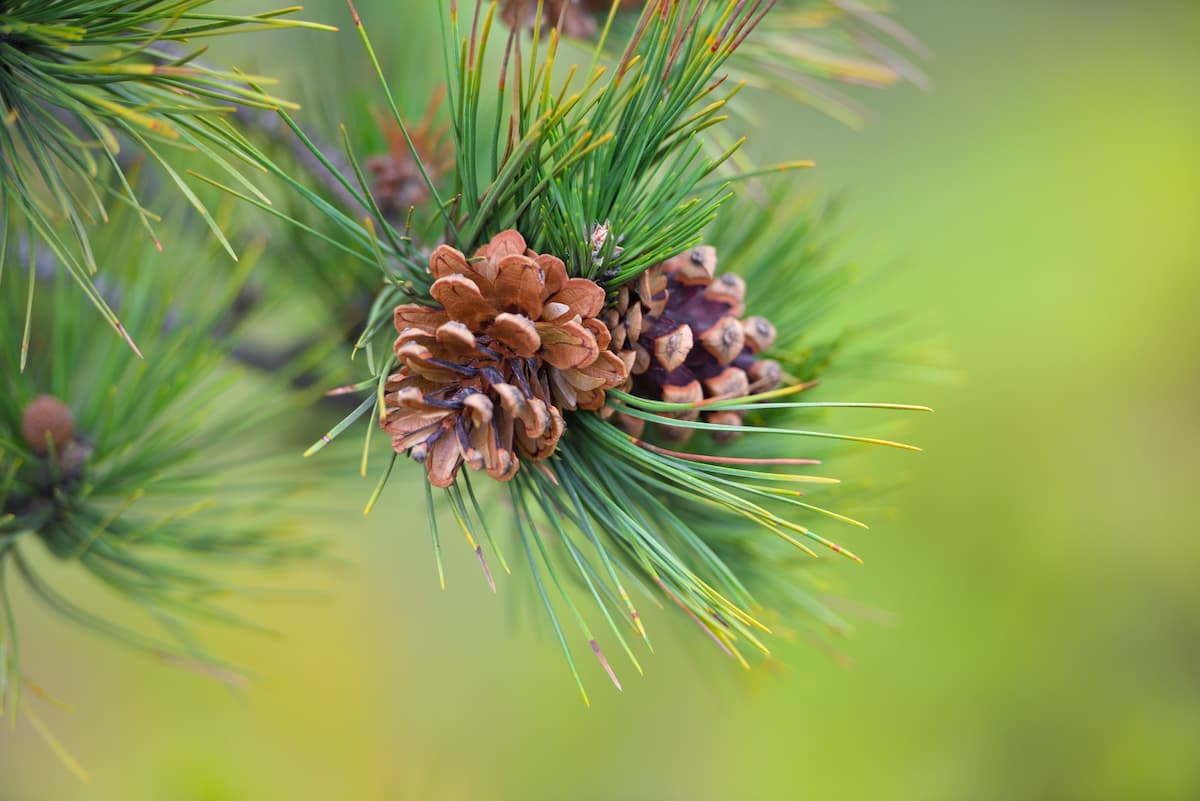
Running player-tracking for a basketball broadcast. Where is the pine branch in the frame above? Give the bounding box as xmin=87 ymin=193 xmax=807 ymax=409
xmin=1 ymin=206 xmax=323 ymax=727
xmin=0 ymin=0 xmax=335 ymax=357
xmin=209 ymin=0 xmax=930 ymax=698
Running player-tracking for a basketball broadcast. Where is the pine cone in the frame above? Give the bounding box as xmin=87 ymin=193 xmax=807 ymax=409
xmin=21 ymin=394 xmax=75 ymax=455
xmin=383 ymin=230 xmax=628 ymax=487
xmin=602 ymin=246 xmax=782 ymax=442
xmin=500 ymin=0 xmax=643 ymax=39
xmin=365 ymin=96 xmax=453 ymax=220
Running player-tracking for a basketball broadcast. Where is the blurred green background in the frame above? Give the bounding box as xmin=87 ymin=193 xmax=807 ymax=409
xmin=2 ymin=1 xmax=1198 ymax=799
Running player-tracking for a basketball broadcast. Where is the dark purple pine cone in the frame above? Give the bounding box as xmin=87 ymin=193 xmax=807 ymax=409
xmin=603 ymin=246 xmax=783 ymax=442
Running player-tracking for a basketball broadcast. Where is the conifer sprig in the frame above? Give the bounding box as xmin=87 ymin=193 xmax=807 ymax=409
xmin=231 ymin=0 xmax=925 ymax=699
xmin=0 ymin=204 xmax=320 ymax=739
xmin=443 ymin=0 xmax=767 ymax=279
xmin=744 ymin=0 xmax=928 ymax=126
xmin=505 ymin=0 xmax=926 ymax=126
xmin=0 ymin=0 xmax=333 ymax=357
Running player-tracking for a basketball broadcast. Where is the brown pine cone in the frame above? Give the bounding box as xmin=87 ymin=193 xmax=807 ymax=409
xmin=384 ymin=230 xmax=628 ymax=487
xmin=602 ymin=246 xmax=782 ymax=443
xmin=500 ymin=0 xmax=643 ymax=39
xmin=365 ymin=95 xmax=453 ymax=220
xmin=21 ymin=394 xmax=75 ymax=455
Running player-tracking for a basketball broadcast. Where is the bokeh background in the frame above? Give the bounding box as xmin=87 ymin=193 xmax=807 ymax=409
xmin=2 ymin=1 xmax=1198 ymax=799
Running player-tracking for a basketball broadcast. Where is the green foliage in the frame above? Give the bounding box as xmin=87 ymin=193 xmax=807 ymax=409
xmin=0 ymin=0 xmax=929 ymax=725
xmin=732 ymin=0 xmax=928 ymax=126
xmin=231 ymin=1 xmax=926 ymax=699
xmin=441 ymin=0 xmax=753 ymax=280
xmin=0 ymin=0 xmax=331 ymax=354
xmin=0 ymin=206 xmax=319 ymax=730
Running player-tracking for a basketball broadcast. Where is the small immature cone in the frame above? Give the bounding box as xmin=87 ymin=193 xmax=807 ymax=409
xmin=22 ymin=395 xmax=75 ymax=455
